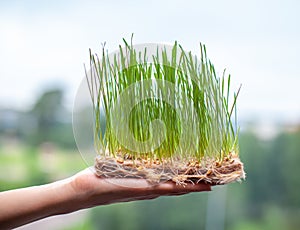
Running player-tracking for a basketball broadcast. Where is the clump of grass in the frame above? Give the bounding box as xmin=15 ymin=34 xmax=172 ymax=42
xmin=86 ymin=37 xmax=245 ymax=185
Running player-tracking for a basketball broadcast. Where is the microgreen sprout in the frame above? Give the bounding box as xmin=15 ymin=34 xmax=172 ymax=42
xmin=86 ymin=38 xmax=244 ymax=185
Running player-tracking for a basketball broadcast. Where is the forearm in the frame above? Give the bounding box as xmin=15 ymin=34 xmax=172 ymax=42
xmin=0 ymin=178 xmax=78 ymax=229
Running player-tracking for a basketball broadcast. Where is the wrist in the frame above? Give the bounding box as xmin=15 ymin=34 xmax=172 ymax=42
xmin=46 ymin=177 xmax=83 ymax=216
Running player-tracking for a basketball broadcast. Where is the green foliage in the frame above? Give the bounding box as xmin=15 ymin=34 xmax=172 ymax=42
xmin=87 ymin=39 xmax=240 ymax=161
xmin=25 ymin=88 xmax=76 ymax=149
xmin=226 ymin=129 xmax=300 ymax=229
xmin=89 ymin=193 xmax=208 ymax=230
xmin=272 ymin=131 xmax=300 ymax=207
xmin=0 ymin=145 xmax=85 ymax=191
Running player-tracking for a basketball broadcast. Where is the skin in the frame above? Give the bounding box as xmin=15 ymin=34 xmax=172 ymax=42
xmin=0 ymin=168 xmax=211 ymax=229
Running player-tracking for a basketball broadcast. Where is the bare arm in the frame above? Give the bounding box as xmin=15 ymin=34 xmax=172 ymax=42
xmin=0 ymin=168 xmax=211 ymax=229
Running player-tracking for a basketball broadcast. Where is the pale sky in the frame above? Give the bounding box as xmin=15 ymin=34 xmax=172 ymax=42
xmin=0 ymin=0 xmax=300 ymax=123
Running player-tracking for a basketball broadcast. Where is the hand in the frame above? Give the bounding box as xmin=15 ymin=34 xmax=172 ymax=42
xmin=69 ymin=168 xmax=211 ymax=210
xmin=0 ymin=168 xmax=211 ymax=229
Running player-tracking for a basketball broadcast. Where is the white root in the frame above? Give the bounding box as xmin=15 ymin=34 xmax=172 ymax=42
xmin=94 ymin=155 xmax=246 ymax=185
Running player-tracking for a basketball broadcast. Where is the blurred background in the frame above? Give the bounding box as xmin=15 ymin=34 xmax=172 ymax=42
xmin=1 ymin=0 xmax=299 ymax=229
